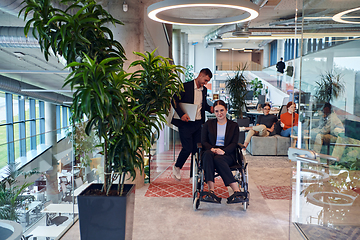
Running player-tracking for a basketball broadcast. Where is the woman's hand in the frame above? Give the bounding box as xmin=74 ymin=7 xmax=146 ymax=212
xmin=280 ymin=122 xmax=285 ymax=128
xmin=268 ymin=124 xmax=275 ymax=133
xmin=211 ymin=148 xmax=225 ymax=155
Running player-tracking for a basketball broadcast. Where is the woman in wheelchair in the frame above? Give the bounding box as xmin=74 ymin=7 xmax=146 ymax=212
xmin=201 ymin=100 xmax=243 ymax=203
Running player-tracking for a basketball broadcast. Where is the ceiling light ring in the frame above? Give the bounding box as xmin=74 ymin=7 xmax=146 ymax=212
xmin=332 ymin=7 xmax=360 ymax=24
xmin=147 ymin=0 xmax=259 ymax=26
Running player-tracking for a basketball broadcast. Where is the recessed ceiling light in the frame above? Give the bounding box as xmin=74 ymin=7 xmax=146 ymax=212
xmin=219 ymin=49 xmax=229 ymax=52
xmin=332 ymin=7 xmax=360 ymax=24
xmin=232 ymin=48 xmax=245 ymax=51
xmin=147 ymin=0 xmax=259 ymax=26
xmin=243 ymin=49 xmax=252 ymax=52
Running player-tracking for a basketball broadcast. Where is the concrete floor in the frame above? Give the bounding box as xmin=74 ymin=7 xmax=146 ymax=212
xmin=60 ymin=154 xmax=304 ymax=240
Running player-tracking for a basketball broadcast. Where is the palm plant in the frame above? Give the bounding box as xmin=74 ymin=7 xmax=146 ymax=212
xmin=226 ymin=65 xmax=248 ymax=118
xmin=20 ymin=0 xmax=184 ymax=196
xmin=0 ymin=164 xmax=36 ymax=221
xmin=315 ymin=71 xmax=345 ymax=103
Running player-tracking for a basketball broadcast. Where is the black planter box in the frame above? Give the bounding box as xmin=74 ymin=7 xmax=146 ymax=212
xmin=77 ymin=183 xmax=135 ymax=240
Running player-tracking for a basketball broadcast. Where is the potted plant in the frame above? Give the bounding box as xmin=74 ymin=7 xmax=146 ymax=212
xmin=20 ymin=0 xmax=184 ymax=239
xmin=226 ymin=65 xmax=248 ymax=119
xmin=226 ymin=65 xmax=249 ymax=143
xmin=249 ymin=77 xmax=264 ymax=99
xmin=315 ymin=70 xmax=345 ymax=104
xmin=0 ymin=164 xmax=36 ymax=222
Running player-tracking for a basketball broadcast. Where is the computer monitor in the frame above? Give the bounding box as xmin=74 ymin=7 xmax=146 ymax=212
xmin=245 ymin=91 xmax=253 ymax=100
xmin=257 ymin=95 xmax=265 ymax=105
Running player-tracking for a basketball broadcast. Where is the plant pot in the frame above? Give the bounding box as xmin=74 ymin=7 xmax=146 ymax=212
xmin=77 ymin=183 xmax=135 ymax=240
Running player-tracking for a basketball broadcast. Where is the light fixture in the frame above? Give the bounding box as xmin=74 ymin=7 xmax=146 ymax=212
xmin=332 ymin=7 xmax=360 ymax=24
xmin=232 ymin=48 xmax=245 ymax=51
xmin=147 ymin=0 xmax=259 ymax=26
xmin=123 ymin=1 xmax=128 ymax=12
xmin=243 ymin=49 xmax=252 ymax=52
xmin=219 ymin=49 xmax=229 ymax=52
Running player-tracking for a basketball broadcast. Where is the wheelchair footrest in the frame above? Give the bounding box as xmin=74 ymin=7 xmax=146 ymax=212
xmin=227 ymin=191 xmax=249 ymax=204
xmin=200 ymin=191 xmax=222 ymax=204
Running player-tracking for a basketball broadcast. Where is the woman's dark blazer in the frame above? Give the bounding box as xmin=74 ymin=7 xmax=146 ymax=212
xmin=201 ymin=118 xmax=239 ymax=160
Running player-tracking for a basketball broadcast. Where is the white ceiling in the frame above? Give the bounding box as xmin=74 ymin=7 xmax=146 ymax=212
xmin=0 ymin=0 xmax=359 ymax=100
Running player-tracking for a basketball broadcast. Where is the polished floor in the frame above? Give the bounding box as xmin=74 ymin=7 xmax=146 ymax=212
xmin=60 ymin=149 xmax=305 ymax=240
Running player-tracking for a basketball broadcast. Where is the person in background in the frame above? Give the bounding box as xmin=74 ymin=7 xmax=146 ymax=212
xmin=171 ymin=68 xmax=214 ymax=181
xmin=201 ymin=100 xmax=243 ymax=203
xmin=280 ymin=101 xmax=298 ymax=137
xmin=276 ymin=57 xmax=285 ymax=88
xmin=240 ymin=102 xmax=278 ymax=154
xmin=311 ymin=103 xmax=345 ymax=157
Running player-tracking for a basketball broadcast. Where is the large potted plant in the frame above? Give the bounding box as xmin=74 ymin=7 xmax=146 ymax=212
xmin=315 ymin=70 xmax=345 ymax=104
xmin=226 ymin=65 xmax=249 ymax=143
xmin=20 ymin=0 xmax=183 ymax=239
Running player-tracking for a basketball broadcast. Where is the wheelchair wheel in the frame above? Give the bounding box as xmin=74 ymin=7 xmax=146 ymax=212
xmin=192 ymin=154 xmax=199 ymax=194
xmin=193 ymin=191 xmax=200 ymax=210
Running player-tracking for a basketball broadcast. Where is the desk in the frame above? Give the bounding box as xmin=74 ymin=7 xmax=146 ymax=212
xmin=42 ymin=204 xmax=78 ymax=214
xmin=29 ymin=225 xmax=67 ymax=239
xmin=246 ymin=109 xmax=280 ymax=115
xmin=18 ymin=201 xmax=42 ymax=226
xmin=245 ymin=110 xmax=280 ymax=124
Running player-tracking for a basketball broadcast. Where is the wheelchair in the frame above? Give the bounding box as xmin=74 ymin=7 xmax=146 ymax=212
xmin=192 ymin=143 xmax=249 ymax=211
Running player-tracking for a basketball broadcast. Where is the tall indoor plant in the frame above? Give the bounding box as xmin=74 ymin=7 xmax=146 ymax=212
xmin=20 ymin=0 xmax=183 ymax=239
xmin=226 ymin=65 xmax=248 ymax=119
xmin=315 ymin=70 xmax=345 ymax=104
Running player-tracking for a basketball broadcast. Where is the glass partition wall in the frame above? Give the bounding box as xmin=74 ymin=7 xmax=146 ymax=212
xmin=0 ymin=92 xmax=95 ymax=239
xmin=290 ymin=0 xmax=360 ymax=239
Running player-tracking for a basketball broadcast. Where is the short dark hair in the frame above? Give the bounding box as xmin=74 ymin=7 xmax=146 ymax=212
xmin=200 ymin=68 xmax=212 ymax=79
xmin=213 ymin=100 xmax=227 ymax=110
xmin=263 ymin=102 xmax=271 ymax=109
xmin=323 ymin=102 xmax=332 ymax=111
xmin=286 ymin=101 xmax=294 ymax=109
xmin=280 ymin=57 xmax=283 ymax=60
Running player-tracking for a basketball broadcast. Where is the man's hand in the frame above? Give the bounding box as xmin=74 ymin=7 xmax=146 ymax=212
xmin=181 ymin=113 xmax=190 ymax=122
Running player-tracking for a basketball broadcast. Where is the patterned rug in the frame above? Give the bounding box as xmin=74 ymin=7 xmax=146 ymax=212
xmin=257 ymin=185 xmax=292 ymax=200
xmin=145 ymin=163 xmax=230 ymax=198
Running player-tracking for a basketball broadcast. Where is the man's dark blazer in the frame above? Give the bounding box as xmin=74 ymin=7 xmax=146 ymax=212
xmin=171 ymin=80 xmax=211 ymax=127
xmin=201 ymin=118 xmax=239 ymax=160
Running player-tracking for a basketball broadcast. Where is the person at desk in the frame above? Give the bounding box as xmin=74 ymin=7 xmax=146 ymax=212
xmin=311 ymin=103 xmax=345 ymax=157
xmin=201 ymin=100 xmax=242 ymax=203
xmin=171 ymin=68 xmax=214 ymax=181
xmin=280 ymin=101 xmax=298 ymax=137
xmin=241 ymin=103 xmax=278 ymax=151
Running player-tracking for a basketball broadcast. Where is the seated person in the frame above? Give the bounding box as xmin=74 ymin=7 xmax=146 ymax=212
xmin=201 ymin=100 xmax=242 ymax=203
xmin=311 ymin=103 xmax=345 ymax=157
xmin=241 ymin=102 xmax=278 ymax=149
xmin=280 ymin=101 xmax=298 ymax=137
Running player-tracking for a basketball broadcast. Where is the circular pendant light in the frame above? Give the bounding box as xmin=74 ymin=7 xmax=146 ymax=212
xmin=332 ymin=7 xmax=360 ymax=24
xmin=147 ymin=0 xmax=259 ymax=26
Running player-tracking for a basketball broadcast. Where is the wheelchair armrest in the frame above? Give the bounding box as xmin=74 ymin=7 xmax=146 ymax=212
xmin=238 ymin=143 xmax=245 ymax=149
xmin=197 ymin=143 xmax=202 ymax=149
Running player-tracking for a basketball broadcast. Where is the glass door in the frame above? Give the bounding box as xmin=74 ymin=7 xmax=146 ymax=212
xmin=289 ymin=0 xmax=360 ymax=239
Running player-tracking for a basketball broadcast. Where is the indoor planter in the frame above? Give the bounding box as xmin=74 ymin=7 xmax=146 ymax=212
xmin=20 ymin=0 xmax=183 ymax=239
xmin=226 ymin=65 xmax=249 ymax=143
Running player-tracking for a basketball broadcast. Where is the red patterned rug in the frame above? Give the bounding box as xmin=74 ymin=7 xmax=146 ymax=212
xmin=257 ymin=185 xmax=292 ymax=200
xmin=145 ymin=163 xmax=230 ymax=198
